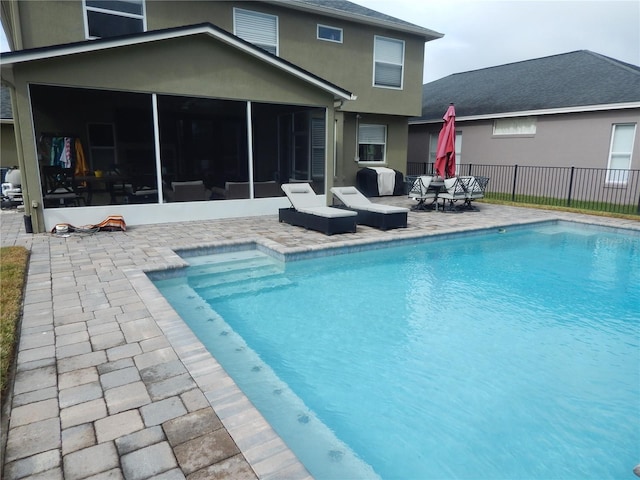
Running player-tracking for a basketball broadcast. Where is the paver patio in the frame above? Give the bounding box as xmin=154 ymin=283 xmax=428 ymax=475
xmin=2 ymin=199 xmax=638 ymax=479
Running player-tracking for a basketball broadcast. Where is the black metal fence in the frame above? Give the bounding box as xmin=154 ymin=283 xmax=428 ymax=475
xmin=407 ymin=162 xmax=640 ymax=215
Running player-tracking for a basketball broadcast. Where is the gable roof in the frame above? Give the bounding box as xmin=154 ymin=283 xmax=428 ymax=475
xmin=414 ymin=50 xmax=640 ymax=123
xmin=274 ymin=0 xmax=443 ymax=41
xmin=0 ymin=23 xmax=356 ymax=102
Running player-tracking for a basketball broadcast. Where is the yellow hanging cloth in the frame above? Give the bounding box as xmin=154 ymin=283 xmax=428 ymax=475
xmin=74 ymin=138 xmax=88 ymax=175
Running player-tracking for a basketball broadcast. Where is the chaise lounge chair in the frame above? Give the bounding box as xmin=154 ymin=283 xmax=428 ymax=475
xmin=280 ymin=183 xmax=357 ymax=235
xmin=331 ymin=186 xmax=409 ymax=230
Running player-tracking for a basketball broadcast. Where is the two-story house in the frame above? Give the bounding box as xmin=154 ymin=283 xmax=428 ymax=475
xmin=0 ymin=0 xmax=442 ymax=232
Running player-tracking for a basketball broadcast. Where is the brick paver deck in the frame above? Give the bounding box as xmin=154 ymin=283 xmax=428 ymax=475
xmin=2 ymin=198 xmax=638 ymax=479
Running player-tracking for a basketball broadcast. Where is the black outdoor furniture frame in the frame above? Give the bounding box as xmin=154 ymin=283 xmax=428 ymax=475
xmin=279 ymin=207 xmax=357 ymax=235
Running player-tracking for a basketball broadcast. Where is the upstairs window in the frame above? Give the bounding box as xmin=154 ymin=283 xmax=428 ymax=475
xmin=606 ymin=123 xmax=636 ymax=184
xmin=317 ymin=24 xmax=342 ymax=43
xmin=358 ymin=124 xmax=386 ymax=162
xmin=84 ymin=0 xmax=145 ymax=39
xmin=373 ymin=36 xmax=404 ymax=89
xmin=234 ymin=8 xmax=278 ymax=56
xmin=493 ymin=117 xmax=537 ymax=136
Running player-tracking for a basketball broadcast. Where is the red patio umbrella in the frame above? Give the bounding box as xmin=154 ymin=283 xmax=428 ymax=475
xmin=434 ymin=104 xmax=456 ymax=178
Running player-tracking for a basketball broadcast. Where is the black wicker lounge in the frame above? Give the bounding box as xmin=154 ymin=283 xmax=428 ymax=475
xmin=331 ymin=186 xmax=409 ymax=230
xmin=280 ymin=183 xmax=357 ymax=235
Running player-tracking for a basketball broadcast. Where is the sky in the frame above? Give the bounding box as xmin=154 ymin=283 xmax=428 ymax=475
xmin=355 ymin=0 xmax=640 ymax=82
xmin=1 ymin=0 xmax=638 ymax=83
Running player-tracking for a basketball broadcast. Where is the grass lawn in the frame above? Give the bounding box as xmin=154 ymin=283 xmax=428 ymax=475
xmin=1 ymin=246 xmax=29 ymax=396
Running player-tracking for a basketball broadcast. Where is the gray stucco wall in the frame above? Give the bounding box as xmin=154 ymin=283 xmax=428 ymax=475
xmin=409 ymin=109 xmax=640 ymax=169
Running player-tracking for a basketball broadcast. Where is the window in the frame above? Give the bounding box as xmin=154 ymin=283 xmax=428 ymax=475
xmin=373 ymin=36 xmax=404 ymax=89
xmin=606 ymin=123 xmax=636 ymax=184
xmin=317 ymin=24 xmax=342 ymax=43
xmin=493 ymin=117 xmax=536 ymax=136
xmin=87 ymin=123 xmax=116 ymax=172
xmin=84 ymin=0 xmax=145 ymax=39
xmin=429 ymin=131 xmax=462 ymax=165
xmin=358 ymin=124 xmax=386 ymax=162
xmin=234 ymin=8 xmax=278 ymax=56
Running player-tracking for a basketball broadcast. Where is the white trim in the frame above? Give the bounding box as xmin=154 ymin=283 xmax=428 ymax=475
xmin=246 ymin=101 xmax=255 ymax=199
xmin=409 ymin=102 xmax=640 ymax=125
xmin=0 ymin=25 xmax=355 ymax=101
xmin=151 ymin=93 xmax=164 ymax=202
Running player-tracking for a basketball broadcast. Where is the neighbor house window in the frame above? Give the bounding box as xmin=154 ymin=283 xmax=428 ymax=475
xmin=358 ymin=124 xmax=386 ymax=162
xmin=493 ymin=117 xmax=537 ymax=136
xmin=317 ymin=24 xmax=342 ymax=43
xmin=606 ymin=123 xmax=636 ymax=184
xmin=84 ymin=0 xmax=145 ymax=39
xmin=234 ymin=8 xmax=278 ymax=55
xmin=429 ymin=131 xmax=462 ymax=165
xmin=373 ymin=36 xmax=404 ymax=89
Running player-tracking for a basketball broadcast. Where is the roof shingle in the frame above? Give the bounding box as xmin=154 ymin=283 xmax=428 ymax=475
xmin=417 ymin=50 xmax=640 ymax=122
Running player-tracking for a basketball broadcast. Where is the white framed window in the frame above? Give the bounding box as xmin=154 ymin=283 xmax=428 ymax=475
xmin=373 ymin=36 xmax=404 ymax=89
xmin=493 ymin=117 xmax=537 ymax=136
xmin=84 ymin=0 xmax=145 ymax=39
xmin=429 ymin=131 xmax=462 ymax=165
xmin=606 ymin=123 xmax=636 ymax=184
xmin=358 ymin=124 xmax=386 ymax=162
xmin=317 ymin=24 xmax=342 ymax=43
xmin=234 ymin=8 xmax=278 ymax=56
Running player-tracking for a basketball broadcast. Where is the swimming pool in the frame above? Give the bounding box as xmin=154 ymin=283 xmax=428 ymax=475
xmin=152 ymin=221 xmax=640 ymax=479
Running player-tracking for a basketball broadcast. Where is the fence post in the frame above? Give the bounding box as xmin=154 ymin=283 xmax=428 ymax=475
xmin=511 ymin=165 xmax=518 ymax=201
xmin=567 ymin=166 xmax=575 ymax=207
xmin=467 ymin=164 xmax=473 ymax=176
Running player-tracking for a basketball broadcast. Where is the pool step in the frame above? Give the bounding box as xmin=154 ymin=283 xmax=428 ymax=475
xmin=185 ymin=250 xmax=292 ymax=300
xmin=186 ymin=252 xmax=284 ymax=288
xmin=195 ymin=274 xmax=293 ymax=301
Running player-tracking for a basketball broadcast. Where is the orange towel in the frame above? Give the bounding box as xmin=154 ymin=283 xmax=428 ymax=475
xmin=92 ymin=215 xmax=126 ymax=231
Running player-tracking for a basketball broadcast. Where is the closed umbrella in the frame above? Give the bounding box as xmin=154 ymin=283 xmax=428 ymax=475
xmin=434 ymin=104 xmax=456 ymax=178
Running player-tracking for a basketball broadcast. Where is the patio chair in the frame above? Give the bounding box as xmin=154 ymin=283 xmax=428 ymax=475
xmin=459 ymin=176 xmax=489 ymax=211
xmin=407 ymin=175 xmax=437 ymax=211
xmin=331 ymin=186 xmax=408 ymax=230
xmin=438 ymin=176 xmax=468 ymax=212
xmin=42 ymin=166 xmax=86 ymax=207
xmin=171 ymin=180 xmax=207 ymax=202
xmin=280 ymin=183 xmax=357 ymax=235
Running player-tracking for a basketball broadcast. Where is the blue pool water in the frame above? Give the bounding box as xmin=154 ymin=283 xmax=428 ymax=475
xmin=152 ymin=222 xmax=640 ymax=479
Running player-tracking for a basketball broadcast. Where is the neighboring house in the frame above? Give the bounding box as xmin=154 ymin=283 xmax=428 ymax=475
xmin=0 ymin=0 xmax=442 ymax=232
xmin=0 ymin=84 xmax=18 ymax=173
xmin=409 ymin=50 xmax=640 ymax=180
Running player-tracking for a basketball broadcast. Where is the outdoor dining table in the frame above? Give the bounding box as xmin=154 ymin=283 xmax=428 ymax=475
xmin=76 ymin=174 xmax=130 ymax=205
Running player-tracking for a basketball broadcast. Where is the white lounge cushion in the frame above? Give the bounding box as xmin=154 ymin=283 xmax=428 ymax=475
xmin=299 ymin=206 xmax=357 ymax=218
xmin=331 ymin=186 xmax=409 ymax=214
xmin=362 ymin=203 xmax=409 ymax=214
